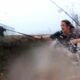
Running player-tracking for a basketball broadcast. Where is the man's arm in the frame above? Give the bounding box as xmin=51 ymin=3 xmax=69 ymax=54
xmin=50 ymin=31 xmax=60 ymax=40
xmin=33 ymin=31 xmax=60 ymax=40
xmin=71 ymin=39 xmax=80 ymax=44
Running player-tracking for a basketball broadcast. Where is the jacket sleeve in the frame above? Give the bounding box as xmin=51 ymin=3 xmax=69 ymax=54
xmin=50 ymin=31 xmax=60 ymax=40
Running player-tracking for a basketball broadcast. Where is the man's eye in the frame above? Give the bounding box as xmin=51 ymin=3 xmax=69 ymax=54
xmin=62 ymin=28 xmax=64 ymax=30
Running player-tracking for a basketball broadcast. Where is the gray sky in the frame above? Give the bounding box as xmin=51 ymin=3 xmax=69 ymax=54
xmin=0 ymin=0 xmax=80 ymax=34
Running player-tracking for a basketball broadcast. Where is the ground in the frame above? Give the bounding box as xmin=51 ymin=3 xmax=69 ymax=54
xmin=0 ymin=35 xmax=80 ymax=80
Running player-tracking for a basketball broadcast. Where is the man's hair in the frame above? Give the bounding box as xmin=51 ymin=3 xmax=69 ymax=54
xmin=62 ymin=20 xmax=74 ymax=30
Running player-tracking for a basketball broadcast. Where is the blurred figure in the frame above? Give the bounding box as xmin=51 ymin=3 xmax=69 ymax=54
xmin=0 ymin=26 xmax=6 ymax=46
xmin=0 ymin=26 xmax=6 ymax=37
xmin=34 ymin=20 xmax=80 ymax=53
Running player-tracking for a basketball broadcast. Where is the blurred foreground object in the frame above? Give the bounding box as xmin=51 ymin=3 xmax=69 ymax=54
xmin=0 ymin=26 xmax=6 ymax=37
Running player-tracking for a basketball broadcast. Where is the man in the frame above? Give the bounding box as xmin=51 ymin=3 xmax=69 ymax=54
xmin=50 ymin=20 xmax=80 ymax=53
xmin=0 ymin=26 xmax=6 ymax=36
xmin=50 ymin=20 xmax=80 ymax=43
xmin=34 ymin=20 xmax=80 ymax=53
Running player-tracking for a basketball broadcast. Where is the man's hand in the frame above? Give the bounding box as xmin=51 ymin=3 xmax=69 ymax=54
xmin=33 ymin=35 xmax=50 ymax=40
xmin=70 ymin=39 xmax=80 ymax=44
xmin=33 ymin=36 xmax=42 ymax=39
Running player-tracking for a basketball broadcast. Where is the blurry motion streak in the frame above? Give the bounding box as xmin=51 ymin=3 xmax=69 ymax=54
xmin=6 ymin=28 xmax=34 ymax=38
xmin=49 ymin=0 xmax=80 ymax=26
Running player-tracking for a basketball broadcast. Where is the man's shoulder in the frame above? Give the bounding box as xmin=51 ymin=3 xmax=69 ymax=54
xmin=50 ymin=31 xmax=62 ymax=39
xmin=54 ymin=31 xmax=62 ymax=35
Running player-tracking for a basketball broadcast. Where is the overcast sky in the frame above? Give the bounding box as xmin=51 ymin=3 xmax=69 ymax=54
xmin=0 ymin=0 xmax=80 ymax=34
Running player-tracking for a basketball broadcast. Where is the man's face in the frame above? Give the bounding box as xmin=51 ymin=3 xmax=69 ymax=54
xmin=61 ymin=22 xmax=70 ymax=34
